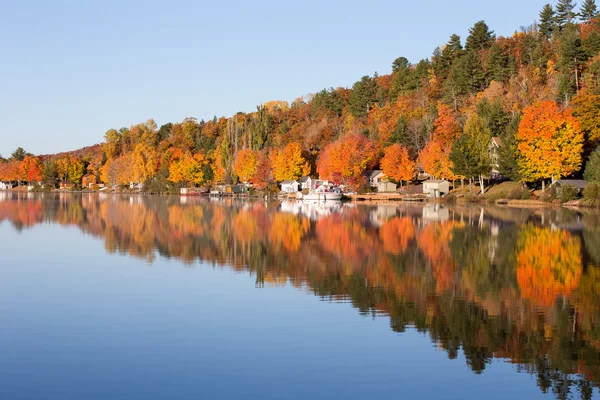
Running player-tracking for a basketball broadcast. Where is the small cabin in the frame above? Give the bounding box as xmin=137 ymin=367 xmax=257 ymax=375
xmin=551 ymin=179 xmax=588 ymax=195
xmin=281 ymin=180 xmax=299 ymax=193
xmin=82 ymin=174 xmax=97 ymax=188
xmin=226 ymin=184 xmax=246 ymax=194
xmin=299 ymin=176 xmax=312 ymax=191
xmin=60 ymin=180 xmax=74 ymax=190
xmin=0 ymin=181 xmax=13 ymax=190
xmin=423 ymin=180 xmax=450 ymax=198
xmin=366 ymin=170 xmax=385 ymax=188
xmin=377 ymin=180 xmax=397 ymax=193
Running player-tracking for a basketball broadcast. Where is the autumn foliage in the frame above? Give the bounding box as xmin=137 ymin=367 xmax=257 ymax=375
xmin=234 ymin=149 xmax=258 ymax=183
xmin=317 ymin=134 xmax=377 ymax=188
xmin=516 ymin=101 xmax=583 ymax=183
xmin=516 ymin=225 xmax=582 ymax=307
xmin=380 ymin=144 xmax=416 ymax=184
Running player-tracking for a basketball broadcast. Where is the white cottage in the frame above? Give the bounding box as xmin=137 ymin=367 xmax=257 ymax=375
xmin=367 ymin=170 xmax=385 ymax=188
xmin=423 ymin=180 xmax=450 ymax=198
xmin=299 ymin=176 xmax=312 ymax=191
xmin=0 ymin=182 xmax=13 ymax=190
xmin=280 ymin=180 xmax=299 ymax=193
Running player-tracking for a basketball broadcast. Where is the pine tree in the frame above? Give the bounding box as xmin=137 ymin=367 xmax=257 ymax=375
xmin=433 ymin=34 xmax=463 ymax=77
xmin=580 ymin=0 xmax=599 ymax=21
xmin=348 ymin=75 xmax=378 ymax=119
xmin=558 ymin=23 xmax=587 ymax=102
xmin=465 ymin=21 xmax=496 ymax=52
xmin=556 ymin=0 xmax=578 ymax=27
xmin=390 ymin=57 xmax=416 ymax=101
xmin=539 ymin=4 xmax=557 ymax=38
xmin=498 ymin=115 xmax=522 ymax=181
xmin=388 ymin=116 xmax=410 ymax=148
xmin=485 ymin=43 xmax=510 ymax=83
xmin=584 ymin=146 xmax=600 ymax=181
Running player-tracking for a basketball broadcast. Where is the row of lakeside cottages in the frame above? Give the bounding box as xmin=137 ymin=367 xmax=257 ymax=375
xmin=0 ymin=174 xmax=105 ymax=191
xmin=281 ymin=173 xmax=452 ymax=198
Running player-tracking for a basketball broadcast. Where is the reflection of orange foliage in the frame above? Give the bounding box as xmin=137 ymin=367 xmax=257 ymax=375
xmin=233 ymin=210 xmax=257 ymax=243
xmin=268 ymin=213 xmax=310 ymax=252
xmin=316 ymin=213 xmax=375 ymax=270
xmin=418 ymin=221 xmax=461 ymax=292
xmin=379 ymin=217 xmax=415 ymax=255
xmin=168 ymin=206 xmax=204 ymax=237
xmin=516 ymin=226 xmax=582 ymax=307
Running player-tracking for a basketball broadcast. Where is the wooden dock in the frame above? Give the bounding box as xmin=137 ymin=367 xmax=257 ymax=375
xmin=349 ymin=194 xmax=427 ymax=202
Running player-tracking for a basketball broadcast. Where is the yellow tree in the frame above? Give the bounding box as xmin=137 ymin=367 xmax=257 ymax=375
xmin=67 ymin=157 xmax=85 ymax=184
xmin=516 ymin=101 xmax=583 ymax=191
xmin=133 ymin=142 xmax=159 ymax=183
xmin=169 ymin=153 xmax=207 ymax=185
xmin=272 ymin=142 xmax=310 ymax=182
xmin=234 ymin=149 xmax=258 ymax=183
xmin=380 ymin=144 xmax=416 ymax=186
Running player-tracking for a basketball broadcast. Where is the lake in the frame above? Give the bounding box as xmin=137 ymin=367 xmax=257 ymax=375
xmin=1 ymin=192 xmax=599 ymax=400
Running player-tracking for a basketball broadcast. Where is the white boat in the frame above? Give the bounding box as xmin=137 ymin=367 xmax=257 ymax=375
xmin=301 ymin=186 xmax=343 ymax=201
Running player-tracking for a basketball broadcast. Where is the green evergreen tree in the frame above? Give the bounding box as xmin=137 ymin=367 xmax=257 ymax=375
xmin=556 ymin=0 xmax=578 ymax=27
xmin=465 ymin=21 xmax=496 ymax=52
xmin=539 ymin=4 xmax=557 ymax=38
xmin=498 ymin=114 xmax=522 ymax=181
xmin=584 ymin=147 xmax=600 ymax=181
xmin=390 ymin=57 xmax=415 ymax=101
xmin=10 ymin=147 xmax=27 ymax=161
xmin=580 ymin=0 xmax=598 ymax=21
xmin=558 ymin=23 xmax=587 ymax=102
xmin=42 ymin=161 xmax=58 ymax=188
xmin=387 ymin=116 xmax=410 ymax=147
xmin=348 ymin=75 xmax=378 ymax=119
xmin=477 ymin=98 xmax=509 ymax=138
xmin=485 ymin=43 xmax=510 ymax=83
xmin=434 ymin=34 xmax=464 ymax=77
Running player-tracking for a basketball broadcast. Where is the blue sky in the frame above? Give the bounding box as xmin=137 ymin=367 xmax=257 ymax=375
xmin=0 ymin=0 xmax=545 ymax=156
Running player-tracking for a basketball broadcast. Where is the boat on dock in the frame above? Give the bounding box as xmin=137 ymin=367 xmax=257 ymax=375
xmin=299 ymin=186 xmax=343 ymax=201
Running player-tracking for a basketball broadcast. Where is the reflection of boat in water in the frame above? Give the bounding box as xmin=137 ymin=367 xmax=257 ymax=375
xmin=280 ymin=199 xmax=343 ymax=220
xmin=298 ymin=186 xmax=343 ymax=201
xmin=180 ymin=188 xmax=208 ymax=196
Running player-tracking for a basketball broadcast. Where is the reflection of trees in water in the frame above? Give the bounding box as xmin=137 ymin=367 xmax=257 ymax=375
xmin=2 ymin=193 xmax=600 ymax=398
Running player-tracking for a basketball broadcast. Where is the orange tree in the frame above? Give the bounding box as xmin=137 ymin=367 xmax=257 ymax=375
xmin=234 ymin=149 xmax=258 ymax=183
xmin=515 ymin=101 xmax=583 ymax=190
xmin=380 ymin=144 xmax=416 ymax=185
xmin=272 ymin=142 xmax=310 ymax=182
xmin=316 ymin=133 xmax=377 ymax=189
xmin=418 ymin=139 xmax=455 ymax=180
xmin=19 ymin=156 xmax=42 ymax=184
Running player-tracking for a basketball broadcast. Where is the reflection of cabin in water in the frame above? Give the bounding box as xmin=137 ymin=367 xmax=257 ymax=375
xmin=422 ymin=204 xmax=449 ymax=221
xmin=210 ymin=184 xmax=246 ymax=195
xmin=369 ymin=205 xmax=398 ymax=227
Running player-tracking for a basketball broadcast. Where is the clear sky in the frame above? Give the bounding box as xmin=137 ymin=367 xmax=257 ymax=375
xmin=0 ymin=0 xmax=545 ymax=157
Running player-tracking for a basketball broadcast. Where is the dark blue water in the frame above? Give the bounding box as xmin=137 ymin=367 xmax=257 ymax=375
xmin=0 ymin=193 xmax=598 ymax=399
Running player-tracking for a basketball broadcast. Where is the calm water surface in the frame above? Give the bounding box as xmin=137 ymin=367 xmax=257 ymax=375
xmin=1 ymin=192 xmax=600 ymax=399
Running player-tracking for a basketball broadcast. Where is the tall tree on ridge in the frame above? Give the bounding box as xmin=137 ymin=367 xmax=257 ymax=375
xmin=539 ymin=4 xmax=557 ymax=38
xmin=556 ymin=0 xmax=578 ymax=27
xmin=465 ymin=20 xmax=496 ymax=52
xmin=580 ymin=0 xmax=599 ymax=21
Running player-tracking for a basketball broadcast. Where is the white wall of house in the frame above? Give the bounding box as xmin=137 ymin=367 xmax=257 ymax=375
xmin=281 ymin=181 xmax=299 ymax=193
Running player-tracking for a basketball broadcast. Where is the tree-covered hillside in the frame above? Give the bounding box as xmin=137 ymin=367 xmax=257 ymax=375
xmin=2 ymin=0 xmax=600 ymax=192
